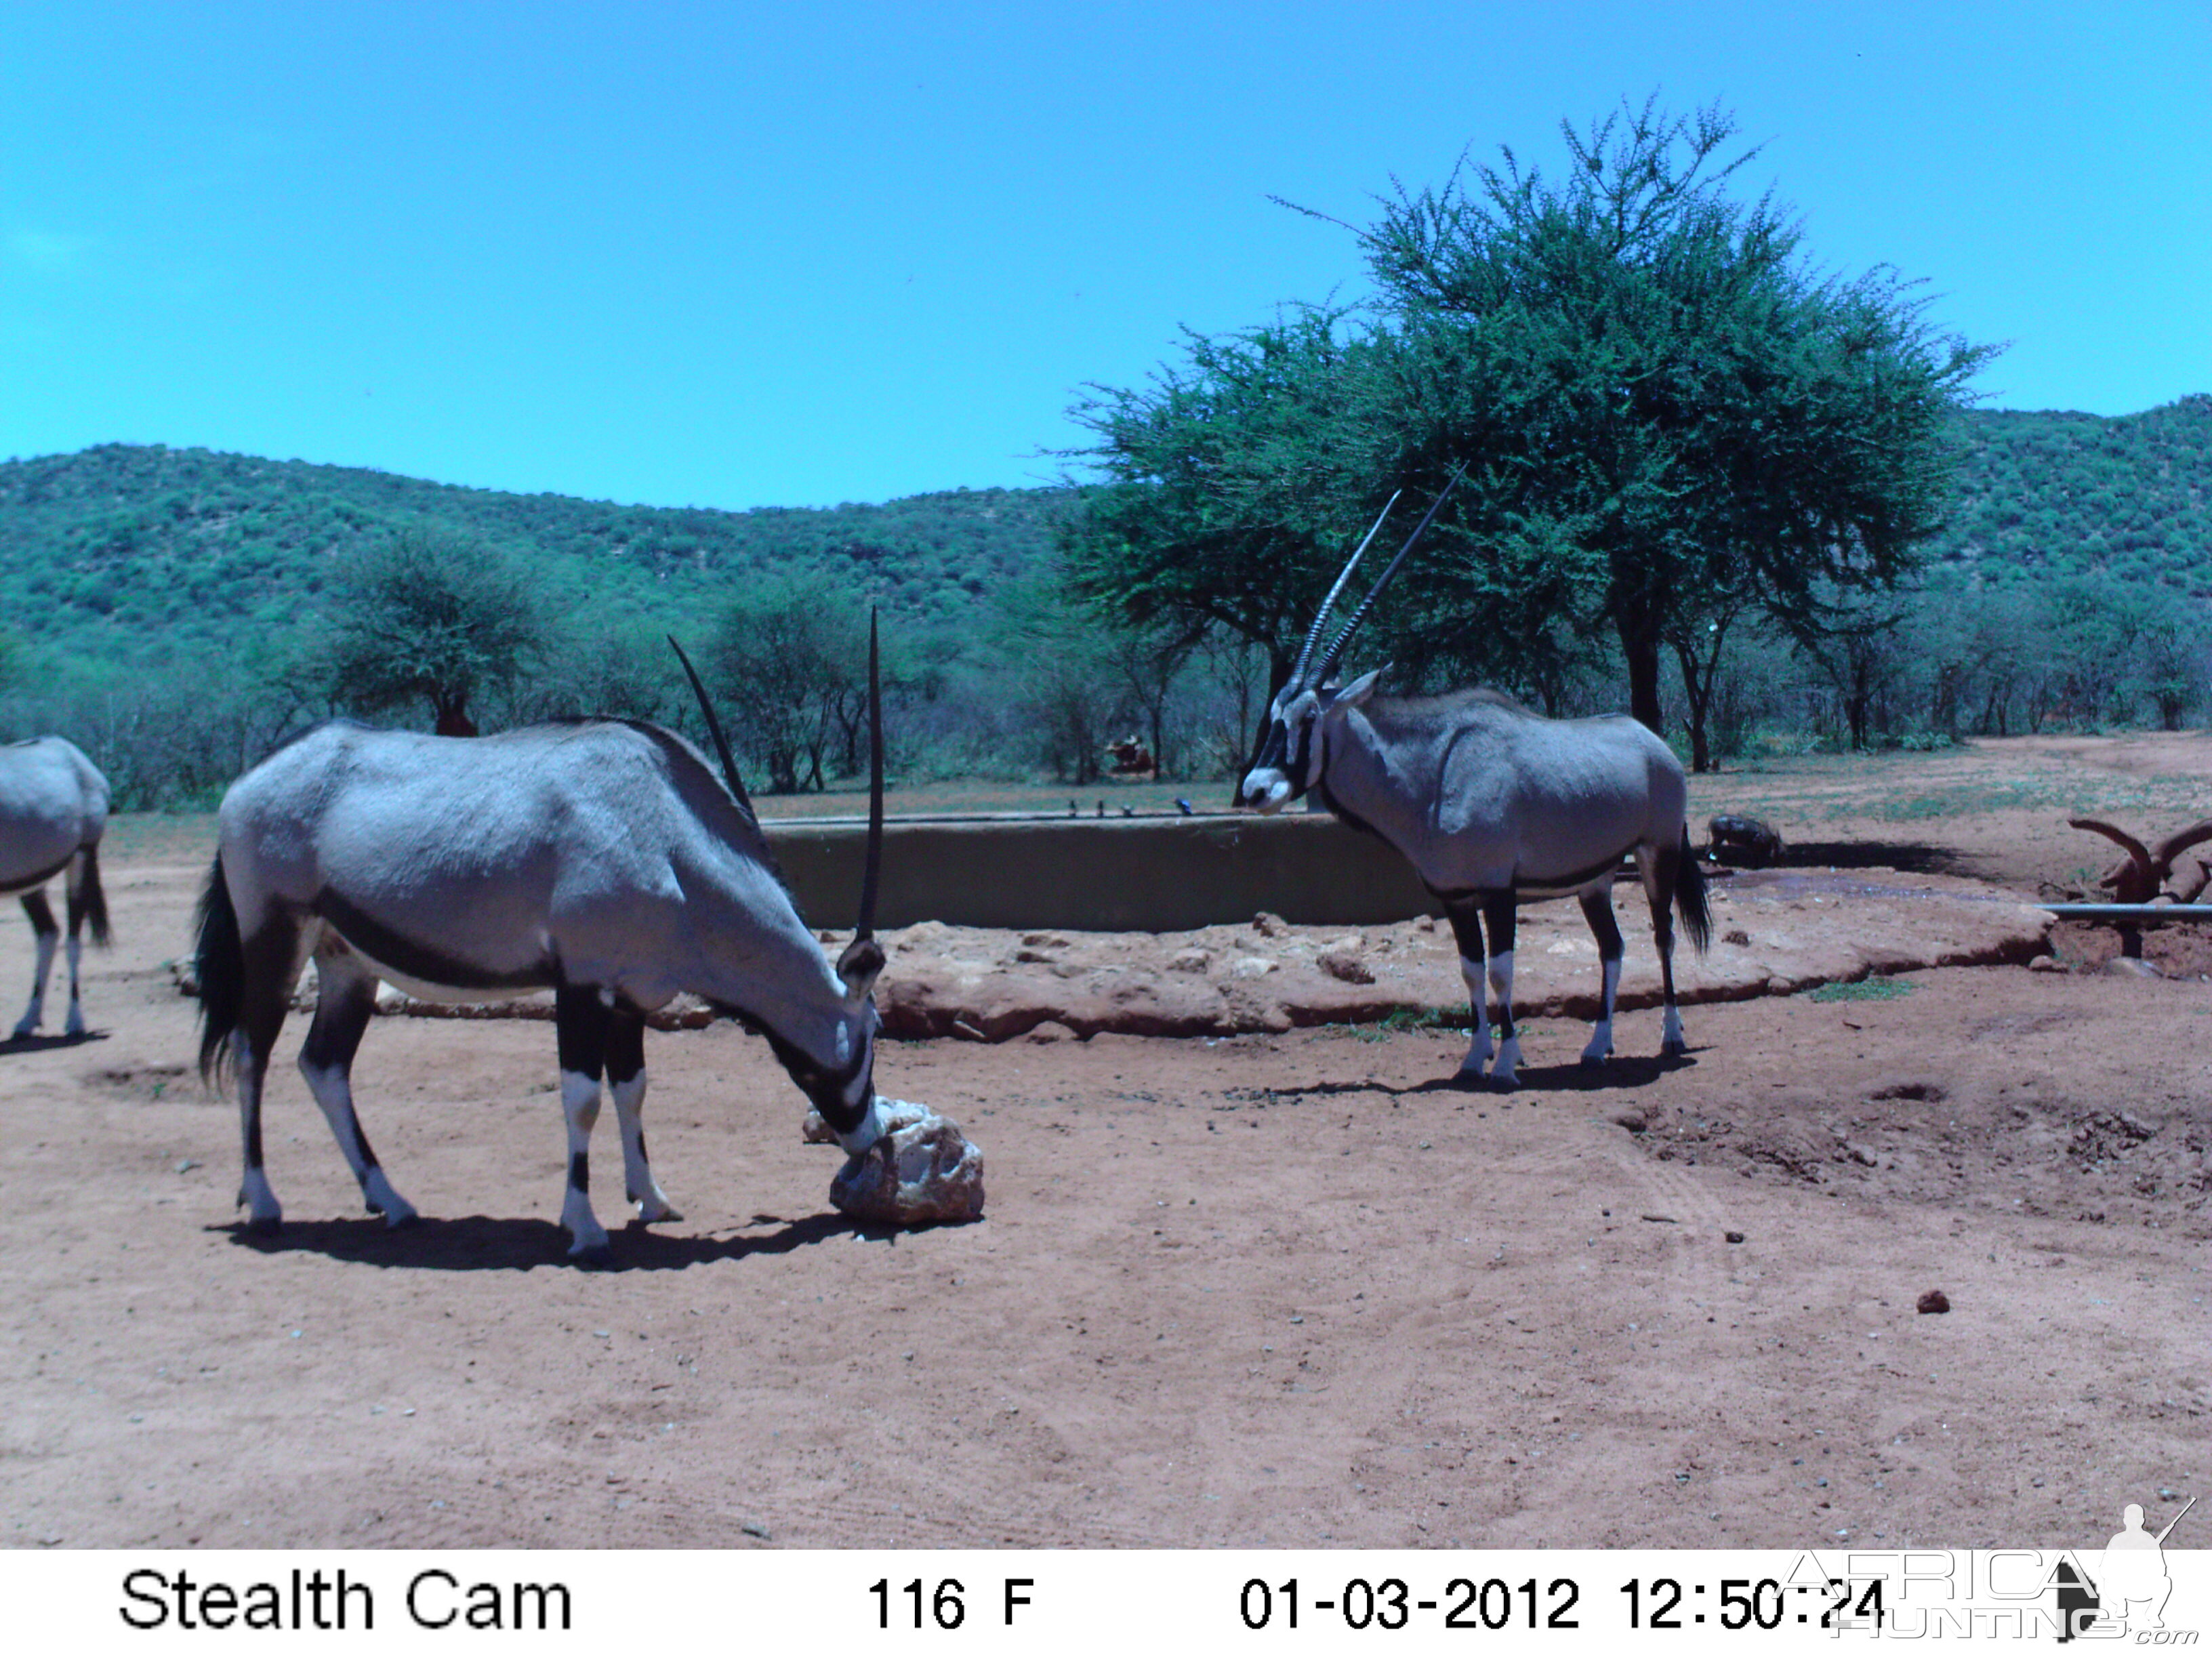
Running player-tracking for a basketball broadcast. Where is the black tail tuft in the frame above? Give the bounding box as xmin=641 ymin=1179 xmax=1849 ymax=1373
xmin=1675 ymin=826 xmax=1712 ymax=955
xmin=194 ymin=853 xmax=242 ymax=1084
xmin=79 ymin=843 xmax=112 ymax=947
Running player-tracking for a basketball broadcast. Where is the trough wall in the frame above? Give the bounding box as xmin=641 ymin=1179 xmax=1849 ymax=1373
xmin=765 ymin=811 xmax=1437 ymax=932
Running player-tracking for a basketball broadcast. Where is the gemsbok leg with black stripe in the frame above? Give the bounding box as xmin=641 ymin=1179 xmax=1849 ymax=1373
xmin=1237 ymin=481 xmax=1710 ymax=1086
xmin=2 ymin=736 xmax=112 ymax=1040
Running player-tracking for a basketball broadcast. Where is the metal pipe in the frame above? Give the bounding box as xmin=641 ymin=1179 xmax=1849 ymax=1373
xmin=2040 ymin=904 xmax=2212 ymax=922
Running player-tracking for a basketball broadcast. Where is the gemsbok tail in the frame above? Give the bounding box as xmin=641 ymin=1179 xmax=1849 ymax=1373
xmin=77 ymin=843 xmax=111 ymax=947
xmin=194 ymin=853 xmax=243 ymax=1083
xmin=1675 ymin=826 xmax=1712 ymax=955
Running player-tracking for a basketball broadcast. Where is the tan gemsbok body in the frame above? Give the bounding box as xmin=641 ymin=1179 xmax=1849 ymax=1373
xmin=1237 ymin=485 xmax=1710 ymax=1085
xmin=194 ymin=634 xmax=891 ymax=1265
xmin=2 ymin=736 xmax=112 ymax=1040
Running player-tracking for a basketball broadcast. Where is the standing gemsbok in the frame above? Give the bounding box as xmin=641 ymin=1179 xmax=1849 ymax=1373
xmin=2 ymin=736 xmax=112 ymax=1040
xmin=1237 ymin=487 xmax=1710 ymax=1085
xmin=195 ymin=630 xmax=894 ymax=1265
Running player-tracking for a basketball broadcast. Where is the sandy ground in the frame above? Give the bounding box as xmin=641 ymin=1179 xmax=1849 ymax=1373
xmin=3 ymin=735 xmax=2209 ymax=1551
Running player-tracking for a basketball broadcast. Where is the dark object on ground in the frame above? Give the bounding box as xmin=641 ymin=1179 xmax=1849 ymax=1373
xmin=2068 ymin=817 xmax=2212 ymax=903
xmin=2065 ymin=816 xmax=2212 ymax=957
xmin=1917 ymin=1289 xmax=1951 ymax=1314
xmin=1105 ymin=736 xmax=1157 ymax=778
xmin=1708 ymin=814 xmax=1783 ymax=868
xmin=1725 ymin=1230 xmax=1746 ymax=1244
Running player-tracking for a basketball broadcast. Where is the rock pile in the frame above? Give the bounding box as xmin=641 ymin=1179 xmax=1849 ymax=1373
xmin=868 ymin=871 xmax=2054 ymax=1042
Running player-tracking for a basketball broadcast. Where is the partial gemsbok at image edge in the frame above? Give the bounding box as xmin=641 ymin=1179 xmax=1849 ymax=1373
xmin=194 ymin=624 xmax=894 ymax=1265
xmin=1 ymin=735 xmax=112 ymax=1040
xmin=1237 ymin=478 xmax=1710 ymax=1085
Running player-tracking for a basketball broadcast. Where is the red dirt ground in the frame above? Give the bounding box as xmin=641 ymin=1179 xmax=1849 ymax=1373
xmin=3 ymin=735 xmax=2208 ymax=1550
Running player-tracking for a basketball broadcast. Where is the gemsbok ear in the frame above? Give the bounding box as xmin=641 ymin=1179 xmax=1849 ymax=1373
xmin=837 ymin=935 xmax=886 ymax=1001
xmin=1333 ymin=667 xmax=1388 ymax=708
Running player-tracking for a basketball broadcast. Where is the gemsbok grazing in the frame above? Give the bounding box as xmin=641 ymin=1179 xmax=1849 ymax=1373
xmin=1237 ymin=487 xmax=1711 ymax=1086
xmin=195 ymin=628 xmax=894 ymax=1266
xmin=2 ymin=736 xmax=112 ymax=1040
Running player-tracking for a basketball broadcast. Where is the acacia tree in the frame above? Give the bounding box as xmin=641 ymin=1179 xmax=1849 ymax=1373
xmin=1065 ymin=98 xmax=1994 ymax=763
xmin=1793 ymin=585 xmax=1912 ymax=750
xmin=1355 ymin=97 xmax=1995 ymax=748
xmin=2131 ymin=601 xmax=2212 ymax=731
xmin=707 ymin=567 xmax=869 ymax=793
xmin=312 ymin=527 xmax=544 ymax=735
xmin=1059 ymin=307 xmax=1386 ymax=701
xmin=1666 ymin=596 xmax=1754 ymax=771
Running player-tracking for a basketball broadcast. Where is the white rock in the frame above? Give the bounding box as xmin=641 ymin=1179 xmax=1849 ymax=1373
xmin=830 ymin=1099 xmax=985 ymax=1225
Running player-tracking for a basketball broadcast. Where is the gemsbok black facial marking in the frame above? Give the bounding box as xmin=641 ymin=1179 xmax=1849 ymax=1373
xmin=1239 ymin=473 xmax=1709 ymax=1085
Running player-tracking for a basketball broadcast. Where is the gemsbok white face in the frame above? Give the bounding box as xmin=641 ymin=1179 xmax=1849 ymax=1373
xmin=1235 ymin=475 xmax=1711 ymax=1088
xmin=1237 ymin=481 xmax=1454 ymax=814
xmin=194 ymin=624 xmax=896 ymax=1267
xmin=1238 ymin=673 xmax=1381 ymax=814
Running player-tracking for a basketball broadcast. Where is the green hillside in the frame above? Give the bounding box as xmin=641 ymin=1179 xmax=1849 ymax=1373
xmin=1 ymin=398 xmax=2206 ymax=808
xmin=5 ymin=396 xmax=2207 ymax=678
xmin=0 ymin=443 xmax=1071 ymax=668
xmin=1931 ymin=394 xmax=2212 ymax=591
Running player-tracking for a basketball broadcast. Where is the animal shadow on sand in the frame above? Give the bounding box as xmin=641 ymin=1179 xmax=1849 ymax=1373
xmin=212 ymin=1208 xmax=923 ymax=1272
xmin=1481 ymin=1052 xmax=1697 ymax=1093
xmin=1252 ymin=1048 xmax=1697 ymax=1103
xmin=0 ymin=1029 xmax=108 ymax=1055
xmin=1776 ymin=839 xmax=1963 ymax=876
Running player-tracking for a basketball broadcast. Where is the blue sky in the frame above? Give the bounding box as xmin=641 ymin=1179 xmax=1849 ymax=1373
xmin=3 ymin=1 xmax=2206 ymax=511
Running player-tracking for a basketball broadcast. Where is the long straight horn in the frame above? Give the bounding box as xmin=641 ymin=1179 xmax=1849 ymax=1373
xmin=668 ymin=635 xmax=761 ymax=826
xmin=1291 ymin=491 xmax=1401 ymax=689
xmin=855 ymin=609 xmax=884 ymax=942
xmin=1313 ymin=464 xmax=1465 ymax=683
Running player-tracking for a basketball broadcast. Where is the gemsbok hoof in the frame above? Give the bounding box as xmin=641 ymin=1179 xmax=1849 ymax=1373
xmin=245 ymin=1214 xmax=283 ymax=1238
xmin=1579 ymin=1053 xmax=1607 ymax=1069
xmin=1662 ymin=1039 xmax=1689 ymax=1058
xmin=570 ymin=1242 xmax=617 ymax=1271
xmin=1488 ymin=1037 xmax=1522 ymax=1088
xmin=628 ymin=1189 xmax=682 ymax=1224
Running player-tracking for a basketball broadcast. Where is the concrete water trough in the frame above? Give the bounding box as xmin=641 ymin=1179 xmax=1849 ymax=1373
xmin=766 ymin=809 xmax=1437 ymax=932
